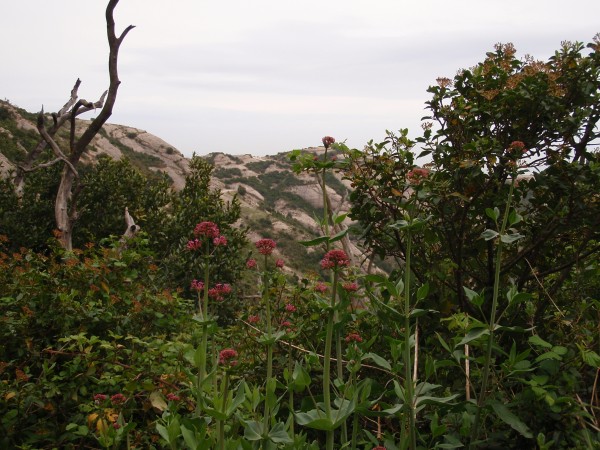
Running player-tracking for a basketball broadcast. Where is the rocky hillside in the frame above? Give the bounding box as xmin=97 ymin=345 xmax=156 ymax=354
xmin=0 ymin=100 xmax=379 ymax=273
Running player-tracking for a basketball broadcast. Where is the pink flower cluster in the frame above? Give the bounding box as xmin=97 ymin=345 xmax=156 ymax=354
xmin=186 ymin=239 xmax=202 ymax=251
xmin=246 ymin=258 xmax=257 ymax=269
xmin=345 ymin=333 xmax=363 ymax=343
xmin=320 ymin=249 xmax=350 ymax=270
xmin=508 ymin=140 xmax=527 ymax=158
xmin=188 ymin=221 xmax=228 ymax=250
xmin=275 ymin=259 xmax=285 ymax=268
xmin=342 ymin=282 xmax=359 ymax=292
xmin=93 ymin=393 xmax=107 ymax=404
xmin=255 ymin=238 xmax=277 ymax=255
xmin=407 ymin=167 xmax=429 ymax=185
xmin=322 ymin=136 xmax=335 ymax=149
xmin=213 ymin=235 xmax=227 ymax=246
xmin=314 ymin=281 xmax=328 ymax=293
xmin=208 ymin=283 xmax=232 ymax=302
xmin=248 ymin=315 xmax=260 ymax=324
xmin=285 ymin=303 xmax=297 ymax=313
xmin=219 ymin=348 xmax=238 ymax=366
xmin=166 ymin=393 xmax=181 ymax=401
xmin=194 ymin=221 xmax=220 ymax=238
xmin=191 ymin=279 xmax=204 ymax=292
xmin=110 ymin=393 xmax=127 ymax=405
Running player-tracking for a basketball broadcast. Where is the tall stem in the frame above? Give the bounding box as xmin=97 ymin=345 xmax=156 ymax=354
xmin=262 ymin=254 xmax=274 ymax=436
xmin=403 ymin=230 xmax=417 ymax=450
xmin=323 ymin=270 xmax=338 ymax=450
xmin=217 ymin=371 xmax=229 ymax=450
xmin=469 ymin=177 xmax=516 ymax=448
xmin=196 ymin=254 xmax=211 ymax=416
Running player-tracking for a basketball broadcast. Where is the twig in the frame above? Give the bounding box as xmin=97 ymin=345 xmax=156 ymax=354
xmin=524 ymin=258 xmax=564 ymax=317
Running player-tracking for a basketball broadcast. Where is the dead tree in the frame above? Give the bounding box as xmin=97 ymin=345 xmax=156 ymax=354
xmin=20 ymin=0 xmax=134 ymax=251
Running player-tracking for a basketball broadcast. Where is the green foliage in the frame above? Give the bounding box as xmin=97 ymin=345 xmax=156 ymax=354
xmin=0 ymin=163 xmax=61 ymax=252
xmin=0 ymin=236 xmax=193 ymax=449
xmin=157 ymin=156 xmax=248 ymax=310
xmin=75 ymin=156 xmax=172 ymax=248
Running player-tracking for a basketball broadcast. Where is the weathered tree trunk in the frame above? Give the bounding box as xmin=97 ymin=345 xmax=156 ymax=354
xmin=32 ymin=0 xmax=135 ymax=251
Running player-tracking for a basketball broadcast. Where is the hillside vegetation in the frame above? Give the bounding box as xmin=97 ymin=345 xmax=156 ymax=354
xmin=1 ymin=36 xmax=599 ymax=450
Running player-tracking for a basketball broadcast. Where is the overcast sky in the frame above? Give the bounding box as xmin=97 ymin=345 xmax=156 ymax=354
xmin=1 ymin=1 xmax=599 ymax=156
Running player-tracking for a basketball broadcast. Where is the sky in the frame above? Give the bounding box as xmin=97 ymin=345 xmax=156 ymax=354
xmin=1 ymin=1 xmax=599 ymax=157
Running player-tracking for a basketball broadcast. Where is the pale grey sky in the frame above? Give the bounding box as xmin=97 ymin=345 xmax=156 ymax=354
xmin=1 ymin=0 xmax=598 ymax=156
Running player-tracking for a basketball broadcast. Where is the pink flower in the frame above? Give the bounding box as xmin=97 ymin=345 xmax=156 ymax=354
xmin=191 ymin=279 xmax=205 ymax=292
xmin=194 ymin=221 xmax=220 ymax=239
xmin=213 ymin=235 xmax=228 ymax=246
xmin=219 ymin=348 xmax=238 ymax=366
xmin=280 ymin=320 xmax=295 ymax=332
xmin=407 ymin=168 xmax=429 ymax=185
xmin=345 ymin=333 xmax=363 ymax=343
xmin=208 ymin=283 xmax=232 ymax=301
xmin=508 ymin=140 xmax=527 ymax=158
xmin=255 ymin=238 xmax=277 ymax=255
xmin=322 ymin=136 xmax=335 ymax=149
xmin=246 ymin=258 xmax=257 ymax=269
xmin=93 ymin=393 xmax=107 ymax=404
xmin=110 ymin=393 xmax=127 ymax=405
xmin=285 ymin=303 xmax=297 ymax=313
xmin=342 ymin=282 xmax=359 ymax=292
xmin=186 ymin=239 xmax=202 ymax=251
xmin=166 ymin=393 xmax=181 ymax=401
xmin=248 ymin=315 xmax=260 ymax=324
xmin=314 ymin=282 xmax=328 ymax=293
xmin=320 ymin=249 xmax=350 ymax=270
xmin=275 ymin=259 xmax=285 ymax=268
xmin=372 ymin=446 xmax=387 ymax=450
xmin=113 ymin=423 xmax=121 ymax=430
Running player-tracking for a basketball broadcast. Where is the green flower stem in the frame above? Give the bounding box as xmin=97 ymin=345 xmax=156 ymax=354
xmin=323 ymin=270 xmax=338 ymax=450
xmin=350 ymin=373 xmax=359 ymax=450
xmin=196 ymin=253 xmax=211 ymax=416
xmin=288 ymin=345 xmax=295 ymax=437
xmin=403 ymin=229 xmax=417 ymax=450
xmin=322 ymin=147 xmax=330 ymax=242
xmin=469 ymin=177 xmax=516 ymax=448
xmin=262 ymin=254 xmax=274 ymax=437
xmin=217 ymin=370 xmax=229 ymax=450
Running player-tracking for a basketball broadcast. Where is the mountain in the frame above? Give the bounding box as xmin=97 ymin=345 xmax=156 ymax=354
xmin=0 ymin=100 xmax=381 ymax=274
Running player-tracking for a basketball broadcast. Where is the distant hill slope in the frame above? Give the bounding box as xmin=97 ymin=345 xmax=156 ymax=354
xmin=0 ymin=100 xmax=381 ymax=274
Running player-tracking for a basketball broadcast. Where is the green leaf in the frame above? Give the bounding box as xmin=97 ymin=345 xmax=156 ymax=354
xmin=226 ymin=382 xmax=247 ymax=416
xmin=291 ymin=362 xmax=311 ymax=392
xmin=268 ymin=422 xmax=293 ymax=444
xmin=481 ymin=229 xmax=499 ymax=241
xmin=500 ymin=232 xmax=524 ymax=244
xmin=333 ymin=213 xmax=348 ymax=225
xmin=489 ymin=400 xmax=533 ymax=438
xmin=579 ymin=347 xmax=600 ymax=368
xmin=463 ymin=287 xmax=483 ymax=307
xmin=362 ymin=352 xmax=392 ymax=370
xmin=328 ymin=228 xmax=348 ymax=244
xmin=485 ymin=207 xmax=500 ymax=221
xmin=416 ymin=283 xmax=430 ymax=301
xmin=295 ymin=399 xmax=355 ymax=431
xmin=243 ymin=420 xmax=263 ymax=441
xmin=364 ymin=274 xmax=387 ymax=284
xmin=299 ymin=236 xmax=329 ymax=247
xmin=528 ymin=335 xmax=552 ymax=349
xmin=456 ymin=327 xmax=489 ymax=347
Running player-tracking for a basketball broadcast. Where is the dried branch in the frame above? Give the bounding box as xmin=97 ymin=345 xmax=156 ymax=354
xmin=36 ymin=111 xmax=79 ymax=178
